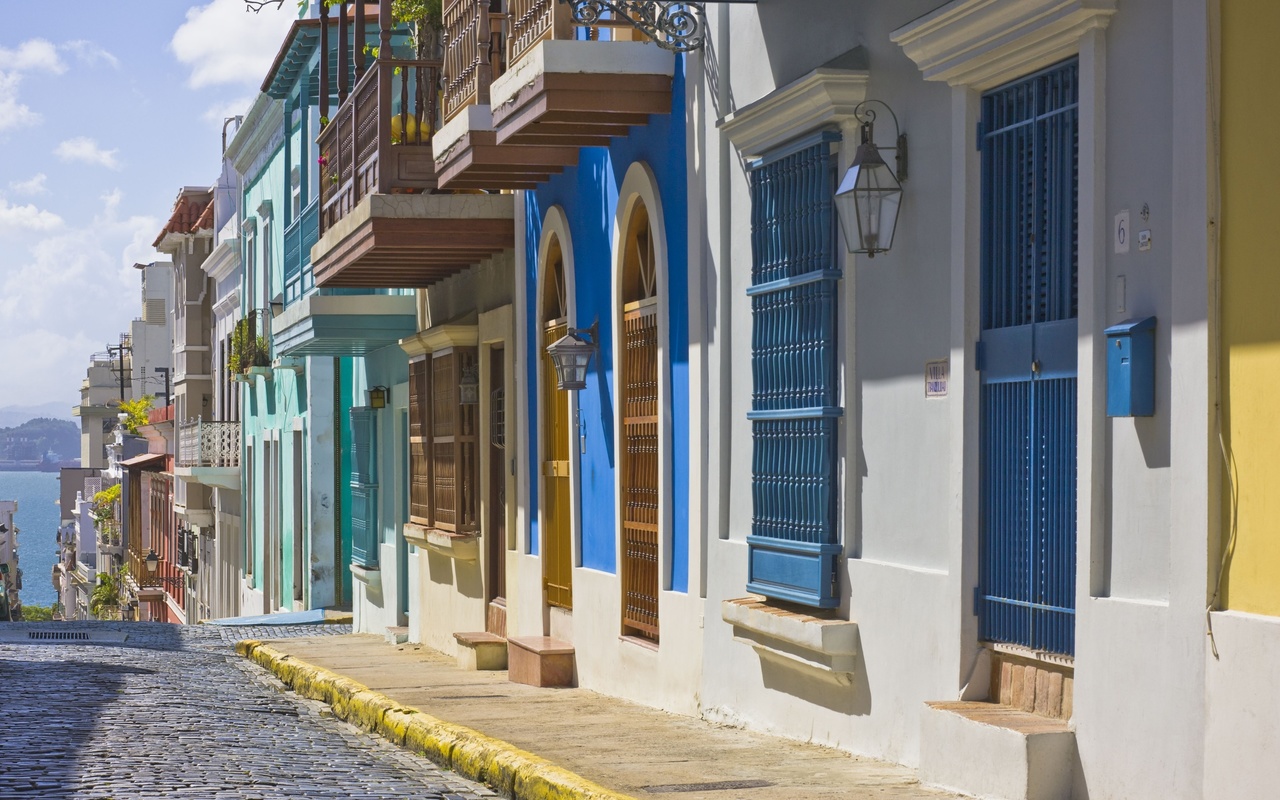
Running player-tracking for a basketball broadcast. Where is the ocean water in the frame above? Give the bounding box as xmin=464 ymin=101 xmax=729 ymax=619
xmin=0 ymin=471 xmax=61 ymax=608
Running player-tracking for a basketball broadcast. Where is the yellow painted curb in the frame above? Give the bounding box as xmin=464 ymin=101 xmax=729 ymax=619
xmin=236 ymin=640 xmax=636 ymax=800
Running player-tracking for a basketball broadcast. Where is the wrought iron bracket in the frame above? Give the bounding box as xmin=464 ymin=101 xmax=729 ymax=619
xmin=244 ymin=0 xmax=286 ymax=12
xmin=558 ymin=1 xmax=708 ymax=53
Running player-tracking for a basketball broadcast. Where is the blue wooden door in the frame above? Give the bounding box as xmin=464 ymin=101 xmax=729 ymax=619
xmin=978 ymin=61 xmax=1079 ymax=656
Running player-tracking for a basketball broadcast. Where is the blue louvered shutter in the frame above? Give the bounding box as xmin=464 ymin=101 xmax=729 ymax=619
xmin=978 ymin=60 xmax=1079 ymax=656
xmin=350 ymin=406 xmax=380 ymax=568
xmin=745 ymin=130 xmax=844 ymax=608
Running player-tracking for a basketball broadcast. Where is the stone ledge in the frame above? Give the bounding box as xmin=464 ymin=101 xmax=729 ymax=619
xmin=404 ymin=523 xmax=479 ymax=562
xmin=721 ymin=595 xmax=858 ymax=683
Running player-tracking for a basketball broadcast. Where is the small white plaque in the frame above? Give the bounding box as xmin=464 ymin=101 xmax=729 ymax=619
xmin=1115 ymin=210 xmax=1130 ymax=254
xmin=1138 ymin=229 xmax=1152 ymax=252
xmin=925 ymin=360 xmax=949 ymax=398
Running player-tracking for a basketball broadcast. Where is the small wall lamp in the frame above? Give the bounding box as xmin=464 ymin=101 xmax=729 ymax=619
xmin=835 ymin=100 xmax=908 ymax=258
xmin=546 ymin=321 xmax=599 ymax=392
xmin=368 ymin=386 xmax=388 ymax=409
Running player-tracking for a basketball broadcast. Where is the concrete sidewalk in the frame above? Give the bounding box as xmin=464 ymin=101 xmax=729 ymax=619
xmin=243 ymin=634 xmax=963 ymax=800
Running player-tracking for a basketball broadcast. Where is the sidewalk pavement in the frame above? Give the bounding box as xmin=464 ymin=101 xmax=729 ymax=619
xmin=240 ymin=634 xmax=964 ymax=800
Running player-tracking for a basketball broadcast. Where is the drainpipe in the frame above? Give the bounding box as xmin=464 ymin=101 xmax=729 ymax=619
xmin=716 ymin=11 xmax=732 ymax=543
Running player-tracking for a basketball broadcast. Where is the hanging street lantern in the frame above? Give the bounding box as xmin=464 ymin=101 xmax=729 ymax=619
xmin=459 ymin=364 xmax=480 ymax=405
xmin=835 ymin=101 xmax=908 ymax=258
xmin=368 ymin=386 xmax=388 ymax=409
xmin=546 ymin=321 xmax=599 ymax=392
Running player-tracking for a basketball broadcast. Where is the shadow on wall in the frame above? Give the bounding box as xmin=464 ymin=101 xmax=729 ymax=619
xmin=756 ymin=628 xmax=872 ymax=717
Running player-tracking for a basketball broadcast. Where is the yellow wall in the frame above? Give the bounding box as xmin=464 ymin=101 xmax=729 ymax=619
xmin=1219 ymin=2 xmax=1280 ymax=614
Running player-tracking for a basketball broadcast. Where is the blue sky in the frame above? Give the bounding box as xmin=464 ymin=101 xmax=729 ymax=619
xmin=0 ymin=0 xmax=296 ymax=410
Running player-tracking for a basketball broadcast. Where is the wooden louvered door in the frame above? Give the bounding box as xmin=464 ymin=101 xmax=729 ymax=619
xmin=409 ymin=357 xmax=433 ymax=527
xmin=542 ymin=319 xmax=573 ymax=609
xmin=621 ymin=300 xmax=659 ymax=640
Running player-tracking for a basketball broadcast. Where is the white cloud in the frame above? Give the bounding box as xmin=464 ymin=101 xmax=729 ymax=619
xmin=0 ymin=190 xmax=161 ymax=407
xmin=202 ymin=95 xmax=254 ymax=128
xmin=61 ymin=40 xmax=120 ymax=69
xmin=0 ymin=39 xmax=66 ymax=74
xmin=171 ymin=0 xmax=295 ymax=89
xmin=0 ymin=197 xmax=63 ymax=231
xmin=0 ymin=72 xmax=41 ymax=131
xmin=9 ymin=173 xmax=49 ymax=195
xmin=54 ymin=137 xmax=121 ymax=170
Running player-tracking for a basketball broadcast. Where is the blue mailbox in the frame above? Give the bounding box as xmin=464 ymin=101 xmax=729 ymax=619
xmin=1105 ymin=316 xmax=1156 ymax=417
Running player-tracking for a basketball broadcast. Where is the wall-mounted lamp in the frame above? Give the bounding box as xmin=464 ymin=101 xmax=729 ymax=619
xmin=368 ymin=386 xmax=388 ymax=409
xmin=270 ymin=299 xmax=284 ymax=317
xmin=835 ymin=100 xmax=907 ymax=258
xmin=459 ymin=364 xmax=480 ymax=405
xmin=546 ymin=321 xmax=599 ymax=392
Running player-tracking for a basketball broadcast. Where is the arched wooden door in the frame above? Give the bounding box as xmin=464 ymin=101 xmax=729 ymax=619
xmin=619 ymin=202 xmax=660 ymax=641
xmin=541 ymin=238 xmax=573 ymax=609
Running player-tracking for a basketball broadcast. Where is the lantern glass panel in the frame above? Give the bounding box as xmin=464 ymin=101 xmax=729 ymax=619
xmin=836 ymin=144 xmax=903 ymax=256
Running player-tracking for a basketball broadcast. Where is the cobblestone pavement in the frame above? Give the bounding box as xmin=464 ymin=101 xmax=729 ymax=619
xmin=0 ymin=622 xmax=497 ymax=800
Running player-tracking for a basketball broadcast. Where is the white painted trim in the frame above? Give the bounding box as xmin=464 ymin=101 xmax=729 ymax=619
xmin=719 ymin=68 xmax=869 ymax=158
xmin=611 ymin=162 xmax=674 ymax=602
xmin=892 ymin=0 xmax=1116 ymax=90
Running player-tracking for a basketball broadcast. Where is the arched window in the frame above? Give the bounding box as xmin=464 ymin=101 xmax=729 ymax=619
xmin=619 ymin=201 xmax=660 ymax=641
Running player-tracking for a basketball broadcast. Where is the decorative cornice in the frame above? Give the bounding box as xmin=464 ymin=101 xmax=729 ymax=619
xmin=718 ymin=67 xmax=868 ymax=159
xmin=399 ymin=323 xmax=479 ymax=358
xmin=891 ymin=0 xmax=1116 ymax=90
xmin=226 ymin=93 xmax=283 ymax=176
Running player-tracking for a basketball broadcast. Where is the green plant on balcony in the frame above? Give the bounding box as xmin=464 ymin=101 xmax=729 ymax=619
xmin=91 ymin=483 xmax=122 ymax=545
xmin=89 ymin=566 xmax=127 ymax=620
xmin=229 ymin=318 xmax=271 ymax=374
xmin=116 ymin=395 xmax=154 ymax=435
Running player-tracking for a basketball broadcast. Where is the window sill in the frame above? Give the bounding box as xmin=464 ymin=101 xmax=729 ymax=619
xmin=404 ymin=522 xmax=479 ymax=562
xmin=350 ymin=561 xmax=382 ymax=587
xmin=721 ymin=595 xmax=859 ymax=684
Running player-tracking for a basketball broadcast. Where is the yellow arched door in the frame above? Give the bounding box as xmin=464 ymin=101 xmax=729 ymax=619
xmin=541 ymin=242 xmax=573 ymax=609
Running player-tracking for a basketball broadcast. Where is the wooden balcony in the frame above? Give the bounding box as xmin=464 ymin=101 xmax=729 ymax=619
xmin=310 ymin=1 xmax=516 ymax=288
xmin=433 ymin=0 xmax=579 ymax=190
xmin=487 ymin=0 xmax=676 ymax=149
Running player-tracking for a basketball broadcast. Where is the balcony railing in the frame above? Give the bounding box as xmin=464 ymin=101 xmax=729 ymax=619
xmin=178 ymin=419 xmax=241 ymax=469
xmin=443 ymin=0 xmax=507 ymax=123
xmin=283 ymin=199 xmax=320 ymax=305
xmin=509 ymin=0 xmax=572 ymax=65
xmin=317 ymin=58 xmax=443 ymax=234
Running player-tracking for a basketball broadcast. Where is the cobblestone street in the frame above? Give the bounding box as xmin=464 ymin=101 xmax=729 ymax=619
xmin=0 ymin=623 xmax=497 ymax=800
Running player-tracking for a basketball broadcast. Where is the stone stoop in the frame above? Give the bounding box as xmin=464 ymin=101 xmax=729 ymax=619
xmin=507 ymin=636 xmax=575 ymax=688
xmin=385 ymin=626 xmax=409 ymax=646
xmin=920 ymin=701 xmax=1076 ymax=800
xmin=453 ymin=631 xmax=508 ymax=671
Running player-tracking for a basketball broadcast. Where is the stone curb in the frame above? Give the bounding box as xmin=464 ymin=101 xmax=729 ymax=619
xmin=236 ymin=640 xmax=636 ymax=800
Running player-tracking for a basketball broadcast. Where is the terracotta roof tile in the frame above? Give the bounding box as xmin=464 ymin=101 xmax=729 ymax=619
xmin=153 ymin=192 xmax=213 ymax=247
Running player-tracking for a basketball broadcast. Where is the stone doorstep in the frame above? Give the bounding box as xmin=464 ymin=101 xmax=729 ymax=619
xmin=920 ymin=701 xmax=1075 ymax=800
xmin=385 ymin=626 xmax=409 ymax=646
xmin=507 ymin=635 xmax=575 ymax=688
xmin=454 ymin=631 xmax=508 ymax=671
xmin=990 ymin=651 xmax=1074 ymax=720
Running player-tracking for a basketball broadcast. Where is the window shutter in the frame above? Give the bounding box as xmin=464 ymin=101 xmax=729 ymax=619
xmin=349 ymin=406 xmax=379 ymax=568
xmin=409 ymin=358 xmax=432 ymax=525
xmin=745 ymin=130 xmax=844 ymax=609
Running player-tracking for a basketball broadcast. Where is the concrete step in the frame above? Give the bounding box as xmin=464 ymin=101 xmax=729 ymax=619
xmin=920 ymin=701 xmax=1075 ymax=800
xmin=453 ymin=631 xmax=508 ymax=671
xmin=507 ymin=635 xmax=574 ymax=688
xmin=384 ymin=626 xmax=408 ymax=645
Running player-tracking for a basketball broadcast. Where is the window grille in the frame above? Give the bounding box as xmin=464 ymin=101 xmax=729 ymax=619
xmin=350 ymin=406 xmax=379 ymax=568
xmin=745 ymin=129 xmax=843 ymax=609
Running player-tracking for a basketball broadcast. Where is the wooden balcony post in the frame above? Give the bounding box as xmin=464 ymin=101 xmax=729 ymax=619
xmin=478 ymin=0 xmax=494 ymax=104
xmin=354 ymin=0 xmax=366 ymax=80
xmin=319 ymin=1 xmax=330 ymax=121
xmin=377 ymin=0 xmax=393 ymax=194
xmin=338 ymin=2 xmax=350 ymax=104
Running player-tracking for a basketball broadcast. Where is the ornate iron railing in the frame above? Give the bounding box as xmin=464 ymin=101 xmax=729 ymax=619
xmin=559 ymin=1 xmax=707 ymax=52
xmin=178 ymin=419 xmax=242 ymax=468
xmin=317 ymin=58 xmax=442 ymax=233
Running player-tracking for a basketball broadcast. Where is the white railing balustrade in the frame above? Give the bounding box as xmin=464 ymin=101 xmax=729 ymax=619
xmin=178 ymin=418 xmax=241 ymax=468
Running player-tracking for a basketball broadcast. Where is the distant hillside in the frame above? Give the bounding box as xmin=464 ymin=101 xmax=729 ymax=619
xmin=0 ymin=418 xmax=80 ymax=464
xmin=0 ymin=402 xmax=74 ymax=429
